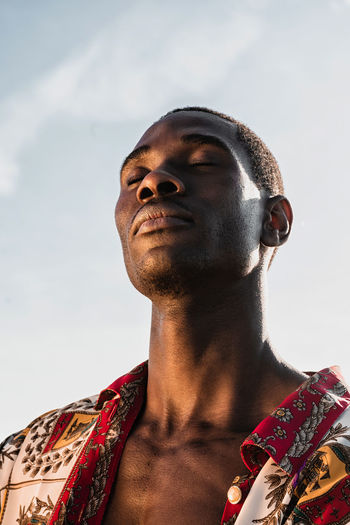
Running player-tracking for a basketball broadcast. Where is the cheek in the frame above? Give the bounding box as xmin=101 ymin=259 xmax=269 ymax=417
xmin=238 ymin=201 xmax=263 ymax=245
xmin=238 ymin=204 xmax=264 ymax=266
xmin=218 ymin=197 xmax=262 ymax=251
xmin=114 ymin=194 xmax=131 ymax=240
xmin=114 ymin=200 xmax=120 ymax=230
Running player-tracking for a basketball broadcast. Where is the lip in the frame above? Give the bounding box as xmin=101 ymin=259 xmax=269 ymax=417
xmin=132 ymin=204 xmax=193 ymax=235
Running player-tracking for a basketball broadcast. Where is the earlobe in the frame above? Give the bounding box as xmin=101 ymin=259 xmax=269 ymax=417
xmin=261 ymin=195 xmax=293 ymax=247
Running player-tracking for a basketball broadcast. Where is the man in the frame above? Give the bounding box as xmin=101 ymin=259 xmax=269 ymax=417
xmin=1 ymin=108 xmax=350 ymax=525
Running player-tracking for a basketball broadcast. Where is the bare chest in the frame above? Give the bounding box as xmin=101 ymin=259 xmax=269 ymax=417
xmin=102 ymin=431 xmax=248 ymax=525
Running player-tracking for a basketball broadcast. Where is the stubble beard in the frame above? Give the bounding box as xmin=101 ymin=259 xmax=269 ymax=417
xmin=126 ymin=247 xmax=218 ymax=299
xmin=122 ymin=218 xmax=253 ymax=300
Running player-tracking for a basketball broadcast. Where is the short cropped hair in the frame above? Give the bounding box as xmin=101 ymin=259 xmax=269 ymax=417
xmin=162 ymin=107 xmax=284 ymax=196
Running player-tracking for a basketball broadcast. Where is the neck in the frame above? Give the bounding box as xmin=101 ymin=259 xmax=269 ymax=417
xmin=144 ymin=268 xmax=306 ymax=436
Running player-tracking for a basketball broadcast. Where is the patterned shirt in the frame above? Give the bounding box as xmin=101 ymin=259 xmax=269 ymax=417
xmin=1 ymin=363 xmax=350 ymax=524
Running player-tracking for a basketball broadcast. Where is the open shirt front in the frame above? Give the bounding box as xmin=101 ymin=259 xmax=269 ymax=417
xmin=1 ymin=363 xmax=350 ymax=524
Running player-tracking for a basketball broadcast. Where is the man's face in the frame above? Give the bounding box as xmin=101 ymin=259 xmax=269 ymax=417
xmin=115 ymin=111 xmax=265 ymax=298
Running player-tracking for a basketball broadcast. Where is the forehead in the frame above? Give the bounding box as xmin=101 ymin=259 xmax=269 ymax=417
xmin=134 ymin=111 xmax=239 ymax=152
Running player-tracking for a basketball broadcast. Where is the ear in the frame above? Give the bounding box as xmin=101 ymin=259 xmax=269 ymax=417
xmin=261 ymin=195 xmax=293 ymax=247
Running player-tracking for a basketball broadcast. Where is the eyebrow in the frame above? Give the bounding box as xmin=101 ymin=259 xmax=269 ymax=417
xmin=120 ymin=133 xmax=232 ymax=175
xmin=120 ymin=145 xmax=150 ymax=174
xmin=180 ymin=133 xmax=231 ymax=155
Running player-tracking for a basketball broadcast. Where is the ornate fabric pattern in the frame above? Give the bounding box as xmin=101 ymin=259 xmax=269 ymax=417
xmin=0 ymin=396 xmax=101 ymax=525
xmin=221 ymin=367 xmax=350 ymax=524
xmin=2 ymin=364 xmax=350 ymax=524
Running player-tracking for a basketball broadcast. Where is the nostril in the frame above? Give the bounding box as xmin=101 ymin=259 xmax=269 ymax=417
xmin=139 ymin=187 xmax=154 ymax=200
xmin=157 ymin=181 xmax=178 ymax=195
xmin=138 ymin=177 xmax=182 ymax=202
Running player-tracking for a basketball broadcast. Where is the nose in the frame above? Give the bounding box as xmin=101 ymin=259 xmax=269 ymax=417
xmin=136 ymin=169 xmax=185 ymax=204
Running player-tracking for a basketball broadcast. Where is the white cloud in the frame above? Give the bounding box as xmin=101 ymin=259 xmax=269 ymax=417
xmin=0 ymin=154 xmax=18 ymax=194
xmin=0 ymin=2 xmax=262 ymax=195
xmin=329 ymin=0 xmax=350 ymax=10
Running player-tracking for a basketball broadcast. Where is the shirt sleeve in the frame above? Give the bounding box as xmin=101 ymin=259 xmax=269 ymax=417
xmin=0 ymin=429 xmax=28 ymax=513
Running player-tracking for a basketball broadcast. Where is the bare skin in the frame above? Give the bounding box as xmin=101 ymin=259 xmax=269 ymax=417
xmin=103 ymin=111 xmax=308 ymax=524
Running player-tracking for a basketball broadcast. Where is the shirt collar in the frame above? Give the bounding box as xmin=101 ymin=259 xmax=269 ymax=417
xmin=95 ymin=361 xmax=148 ymax=410
xmin=95 ymin=362 xmax=350 ymax=478
xmin=241 ymin=366 xmax=350 ymax=477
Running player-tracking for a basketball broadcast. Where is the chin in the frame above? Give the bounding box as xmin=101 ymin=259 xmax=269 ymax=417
xmin=126 ymin=247 xmax=212 ymax=299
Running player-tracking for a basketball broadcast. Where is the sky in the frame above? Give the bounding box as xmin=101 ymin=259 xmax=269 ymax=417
xmin=1 ymin=0 xmax=350 ymax=440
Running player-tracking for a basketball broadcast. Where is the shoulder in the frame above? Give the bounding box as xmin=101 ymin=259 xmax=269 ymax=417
xmin=0 ymin=395 xmax=101 ymax=523
xmin=0 ymin=363 xmax=148 ymax=523
xmin=0 ymin=393 xmax=99 ymax=483
xmin=0 ymin=361 xmax=148 ymax=482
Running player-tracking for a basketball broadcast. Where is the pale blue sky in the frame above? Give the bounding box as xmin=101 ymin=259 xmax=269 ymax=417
xmin=1 ymin=0 xmax=350 ymax=439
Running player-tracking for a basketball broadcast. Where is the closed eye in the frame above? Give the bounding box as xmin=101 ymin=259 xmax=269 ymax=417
xmin=190 ymin=161 xmax=215 ymax=167
xmin=127 ymin=176 xmax=144 ymax=186
xmin=126 ymin=167 xmax=148 ymax=186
